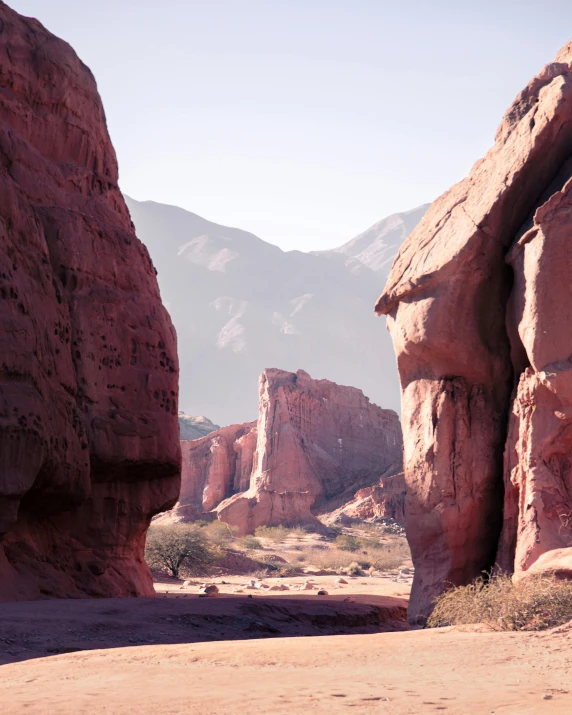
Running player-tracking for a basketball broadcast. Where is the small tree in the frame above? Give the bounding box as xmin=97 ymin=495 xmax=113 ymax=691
xmin=145 ymin=523 xmax=217 ymax=578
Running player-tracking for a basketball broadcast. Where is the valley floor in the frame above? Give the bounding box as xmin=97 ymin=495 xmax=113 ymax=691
xmin=1 ymin=618 xmax=571 ymax=714
xmin=0 ymin=528 xmax=570 ymax=714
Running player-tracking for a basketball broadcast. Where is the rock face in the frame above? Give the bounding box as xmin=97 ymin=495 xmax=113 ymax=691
xmin=0 ymin=3 xmax=180 ymax=600
xmin=328 ymin=473 xmax=406 ymax=525
xmin=376 ymin=40 xmax=572 ymax=622
xmin=165 ymin=422 xmax=257 ymax=523
xmin=162 ymin=369 xmax=402 ymax=534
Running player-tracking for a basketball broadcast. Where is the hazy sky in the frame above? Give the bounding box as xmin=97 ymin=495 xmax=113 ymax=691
xmin=10 ymin=0 xmax=572 ymax=250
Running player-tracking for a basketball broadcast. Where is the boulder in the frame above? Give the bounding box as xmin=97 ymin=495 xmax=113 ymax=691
xmin=512 ymin=548 xmax=572 ymax=582
xmin=376 ymin=40 xmax=572 ymax=623
xmin=0 ymin=3 xmax=180 ymax=600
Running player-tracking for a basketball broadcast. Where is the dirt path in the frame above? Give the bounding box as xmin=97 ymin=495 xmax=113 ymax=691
xmin=1 ymin=624 xmax=571 ymax=714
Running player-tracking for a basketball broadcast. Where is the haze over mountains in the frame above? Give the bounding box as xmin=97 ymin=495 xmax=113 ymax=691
xmin=126 ymin=197 xmax=428 ymax=425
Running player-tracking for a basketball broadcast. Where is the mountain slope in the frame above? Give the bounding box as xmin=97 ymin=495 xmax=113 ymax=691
xmin=127 ymin=197 xmax=424 ymax=425
xmin=314 ymin=204 xmax=430 ymax=280
xmin=178 ymin=414 xmax=220 ymax=440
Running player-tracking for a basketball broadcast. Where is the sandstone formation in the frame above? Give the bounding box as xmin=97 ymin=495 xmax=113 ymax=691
xmin=376 ymin=40 xmax=572 ymax=622
xmin=0 ymin=3 xmax=180 ymax=600
xmin=165 ymin=421 xmax=257 ymax=523
xmin=326 ymin=473 xmax=406 ymax=525
xmin=162 ymin=369 xmax=402 ymax=534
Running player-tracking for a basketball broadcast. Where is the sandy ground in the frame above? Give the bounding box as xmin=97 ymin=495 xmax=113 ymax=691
xmin=1 ymin=573 xmax=571 ymax=714
xmin=1 ymin=621 xmax=571 ymax=714
xmin=0 ymin=574 xmax=411 ymax=666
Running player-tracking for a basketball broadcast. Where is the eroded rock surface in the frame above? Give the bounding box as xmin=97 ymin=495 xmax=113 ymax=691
xmin=162 ymin=369 xmax=402 ymax=534
xmin=326 ymin=473 xmax=406 ymax=525
xmin=0 ymin=3 xmax=180 ymax=600
xmin=376 ymin=40 xmax=572 ymax=622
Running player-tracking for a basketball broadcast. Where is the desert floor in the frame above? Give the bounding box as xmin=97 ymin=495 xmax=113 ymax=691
xmin=1 ymin=573 xmax=571 ymax=714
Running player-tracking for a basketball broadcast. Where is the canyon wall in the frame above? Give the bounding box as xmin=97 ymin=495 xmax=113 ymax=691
xmin=162 ymin=369 xmax=402 ymax=534
xmin=0 ymin=2 xmax=180 ymax=600
xmin=376 ymin=41 xmax=572 ymax=622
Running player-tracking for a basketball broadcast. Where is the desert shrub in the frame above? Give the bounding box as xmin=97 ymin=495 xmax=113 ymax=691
xmin=334 ymin=534 xmax=361 ymax=552
xmin=428 ymin=574 xmax=572 ymax=631
xmin=306 ymin=547 xmax=357 ymax=571
xmin=239 ymin=535 xmax=264 ymax=551
xmin=289 ymin=526 xmax=308 ymax=540
xmin=255 ymin=525 xmax=291 ymax=543
xmin=278 ymin=564 xmax=300 ymax=577
xmin=369 ymin=542 xmax=410 ymax=571
xmin=201 ymin=520 xmax=238 ymax=546
xmin=145 ymin=524 xmax=219 ymax=578
xmin=345 ymin=561 xmax=364 ymax=576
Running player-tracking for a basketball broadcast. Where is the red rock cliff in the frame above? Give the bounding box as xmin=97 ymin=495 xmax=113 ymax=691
xmin=165 ymin=369 xmax=402 ymax=535
xmin=0 ymin=2 xmax=180 ymax=600
xmin=376 ymin=40 xmax=572 ymax=622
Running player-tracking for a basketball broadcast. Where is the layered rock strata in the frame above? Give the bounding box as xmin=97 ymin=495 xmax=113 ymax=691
xmin=0 ymin=3 xmax=180 ymax=600
xmin=162 ymin=369 xmax=402 ymax=535
xmin=376 ymin=40 xmax=572 ymax=622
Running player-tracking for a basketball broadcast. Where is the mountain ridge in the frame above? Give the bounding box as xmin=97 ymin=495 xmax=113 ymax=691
xmin=126 ymin=196 xmax=426 ymax=425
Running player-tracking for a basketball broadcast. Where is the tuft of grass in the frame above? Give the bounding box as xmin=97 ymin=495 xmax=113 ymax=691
xmin=428 ymin=573 xmax=572 ymax=631
xmin=289 ymin=526 xmax=308 ymax=540
xmin=239 ymin=535 xmax=264 ymax=551
xmin=200 ymin=520 xmax=238 ymax=546
xmin=254 ymin=525 xmax=291 ymax=543
xmin=369 ymin=542 xmax=410 ymax=571
xmin=334 ymin=534 xmax=361 ymax=552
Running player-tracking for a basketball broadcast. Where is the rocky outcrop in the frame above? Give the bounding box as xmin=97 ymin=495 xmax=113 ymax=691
xmin=161 ymin=422 xmax=257 ymax=523
xmin=163 ymin=369 xmax=402 ymax=534
xmin=327 ymin=473 xmax=406 ymax=525
xmin=376 ymin=40 xmax=572 ymax=622
xmin=0 ymin=3 xmax=180 ymax=600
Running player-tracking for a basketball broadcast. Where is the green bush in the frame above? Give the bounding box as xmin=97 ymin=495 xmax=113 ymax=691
xmin=145 ymin=523 xmax=219 ymax=578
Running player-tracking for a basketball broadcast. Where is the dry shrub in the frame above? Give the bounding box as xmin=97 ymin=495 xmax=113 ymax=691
xmin=255 ymin=525 xmax=291 ymax=543
xmin=239 ymin=535 xmax=264 ymax=551
xmin=201 ymin=520 xmax=238 ymax=546
xmin=306 ymin=547 xmax=357 ymax=571
xmin=369 ymin=541 xmax=410 ymax=571
xmin=335 ymin=534 xmax=361 ymax=552
xmin=428 ymin=573 xmax=572 ymax=631
xmin=289 ymin=526 xmax=308 ymax=540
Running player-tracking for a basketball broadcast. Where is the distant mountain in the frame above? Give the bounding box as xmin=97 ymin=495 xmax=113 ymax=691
xmin=314 ymin=205 xmax=429 ymax=280
xmin=126 ymin=197 xmax=425 ymax=425
xmin=178 ymin=413 xmax=220 ymax=440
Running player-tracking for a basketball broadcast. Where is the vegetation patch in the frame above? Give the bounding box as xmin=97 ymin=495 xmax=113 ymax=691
xmin=428 ymin=573 xmax=572 ymax=631
xmin=145 ymin=524 xmax=221 ymax=578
